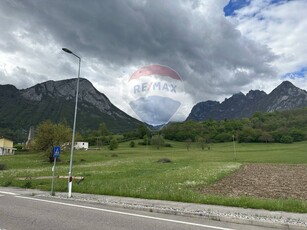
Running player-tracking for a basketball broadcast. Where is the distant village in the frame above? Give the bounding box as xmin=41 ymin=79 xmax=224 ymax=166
xmin=0 ymin=126 xmax=88 ymax=156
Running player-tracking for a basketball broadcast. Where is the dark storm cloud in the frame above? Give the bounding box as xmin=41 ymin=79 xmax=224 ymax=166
xmin=0 ymin=0 xmax=278 ymax=118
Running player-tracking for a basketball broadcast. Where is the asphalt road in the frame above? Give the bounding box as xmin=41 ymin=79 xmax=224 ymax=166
xmin=0 ymin=190 xmax=276 ymax=230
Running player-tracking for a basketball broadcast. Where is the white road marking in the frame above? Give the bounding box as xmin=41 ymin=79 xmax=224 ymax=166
xmin=15 ymin=196 xmax=236 ymax=230
xmin=0 ymin=191 xmax=19 ymax=196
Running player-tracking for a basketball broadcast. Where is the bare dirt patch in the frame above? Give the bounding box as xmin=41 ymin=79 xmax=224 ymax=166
xmin=203 ymin=164 xmax=307 ymax=200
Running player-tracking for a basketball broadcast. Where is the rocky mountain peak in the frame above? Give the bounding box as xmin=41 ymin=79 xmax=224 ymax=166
xmin=187 ymin=81 xmax=307 ymax=121
xmin=246 ymin=90 xmax=267 ymax=100
xmin=21 ymin=78 xmax=113 ymax=113
xmin=233 ymin=92 xmax=244 ymax=97
xmin=269 ymin=81 xmax=300 ymax=97
xmin=21 ymin=78 xmax=89 ymax=100
xmin=265 ymin=81 xmax=307 ymax=112
xmin=276 ymin=80 xmax=296 ymax=90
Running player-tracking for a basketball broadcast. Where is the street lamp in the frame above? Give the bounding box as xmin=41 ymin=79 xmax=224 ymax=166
xmin=62 ymin=47 xmax=81 ymax=198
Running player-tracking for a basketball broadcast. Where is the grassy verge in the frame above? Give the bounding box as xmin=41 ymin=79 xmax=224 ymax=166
xmin=0 ymin=140 xmax=307 ymax=212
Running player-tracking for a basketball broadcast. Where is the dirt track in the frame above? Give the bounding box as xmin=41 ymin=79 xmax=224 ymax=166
xmin=203 ymin=164 xmax=307 ymax=200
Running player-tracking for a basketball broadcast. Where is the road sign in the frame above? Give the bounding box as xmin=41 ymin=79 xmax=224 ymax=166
xmin=53 ymin=146 xmax=61 ymax=158
xmin=51 ymin=146 xmax=60 ymax=196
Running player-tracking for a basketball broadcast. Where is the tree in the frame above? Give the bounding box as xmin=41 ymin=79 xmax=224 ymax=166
xmin=237 ymin=128 xmax=261 ymax=143
xmin=137 ymin=124 xmax=150 ymax=139
xmin=151 ymin=134 xmax=164 ymax=149
xmin=258 ymin=131 xmax=273 ymax=143
xmin=34 ymin=120 xmax=71 ymax=160
xmin=280 ymin=135 xmax=294 ymax=143
xmin=99 ymin=122 xmax=110 ymax=136
xmin=214 ymin=133 xmax=232 ymax=142
xmin=129 ymin=141 xmax=135 ymax=148
xmin=109 ymin=138 xmax=119 ymax=150
xmin=185 ymin=138 xmax=192 ymax=151
xmin=196 ymin=136 xmax=207 ymax=150
xmin=290 ymin=129 xmax=305 ymax=142
xmin=143 ymin=134 xmax=150 ymax=145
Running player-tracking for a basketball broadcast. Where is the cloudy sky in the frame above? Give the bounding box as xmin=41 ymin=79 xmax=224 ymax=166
xmin=0 ymin=0 xmax=306 ymax=122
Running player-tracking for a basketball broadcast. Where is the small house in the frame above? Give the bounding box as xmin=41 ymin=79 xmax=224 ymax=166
xmin=0 ymin=137 xmax=16 ymax=155
xmin=75 ymin=142 xmax=89 ymax=150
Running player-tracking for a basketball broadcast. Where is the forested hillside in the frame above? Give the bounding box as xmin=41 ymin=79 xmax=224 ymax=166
xmin=163 ymin=107 xmax=307 ymax=143
xmin=0 ymin=79 xmax=141 ymax=142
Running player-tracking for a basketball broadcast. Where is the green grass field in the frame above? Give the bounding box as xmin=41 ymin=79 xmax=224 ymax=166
xmin=1 ymin=140 xmax=307 ymax=212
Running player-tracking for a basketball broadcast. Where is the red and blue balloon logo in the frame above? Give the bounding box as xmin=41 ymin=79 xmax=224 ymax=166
xmin=128 ymin=64 xmax=182 ymax=127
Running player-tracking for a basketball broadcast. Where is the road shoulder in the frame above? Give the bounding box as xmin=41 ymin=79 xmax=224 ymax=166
xmin=1 ymin=187 xmax=306 ymax=230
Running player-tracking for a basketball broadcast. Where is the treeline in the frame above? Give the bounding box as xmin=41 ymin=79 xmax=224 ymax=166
xmin=7 ymin=108 xmax=307 ymax=147
xmin=162 ymin=108 xmax=307 ymax=143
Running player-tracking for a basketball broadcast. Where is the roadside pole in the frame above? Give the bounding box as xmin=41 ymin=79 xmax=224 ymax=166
xmin=51 ymin=157 xmax=56 ymax=196
xmin=232 ymin=135 xmax=237 ymax=161
xmin=51 ymin=146 xmax=60 ymax=196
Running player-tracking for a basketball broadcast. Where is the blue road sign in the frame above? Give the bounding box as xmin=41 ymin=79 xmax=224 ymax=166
xmin=53 ymin=146 xmax=61 ymax=158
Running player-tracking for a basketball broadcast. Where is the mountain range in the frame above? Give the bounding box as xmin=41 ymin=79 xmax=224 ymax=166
xmin=1 ymin=79 xmax=307 ymax=141
xmin=0 ymin=78 xmax=141 ymax=137
xmin=187 ymin=81 xmax=307 ymax=121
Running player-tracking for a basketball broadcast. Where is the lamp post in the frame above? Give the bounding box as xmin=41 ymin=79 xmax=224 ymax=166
xmin=62 ymin=48 xmax=81 ymax=198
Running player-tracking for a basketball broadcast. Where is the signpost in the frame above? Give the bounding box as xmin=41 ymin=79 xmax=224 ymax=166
xmin=232 ymin=135 xmax=237 ymax=161
xmin=51 ymin=146 xmax=60 ymax=196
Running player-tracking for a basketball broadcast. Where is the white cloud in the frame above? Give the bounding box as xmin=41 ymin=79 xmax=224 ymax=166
xmin=229 ymin=0 xmax=307 ymax=80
